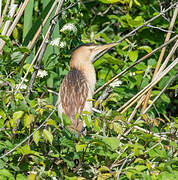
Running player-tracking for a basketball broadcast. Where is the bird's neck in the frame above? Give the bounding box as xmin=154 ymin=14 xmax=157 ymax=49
xmin=70 ymin=61 xmax=96 ymax=94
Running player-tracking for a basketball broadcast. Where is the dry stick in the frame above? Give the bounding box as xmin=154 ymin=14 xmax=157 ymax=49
xmin=134 ymin=126 xmax=167 ymax=141
xmin=94 ymin=35 xmax=178 ymax=95
xmin=18 ymin=0 xmax=59 ymax=72
xmin=146 ymin=24 xmax=175 ymax=33
xmin=157 ymin=40 xmax=178 ymax=74
xmin=92 ymin=2 xmax=178 ymax=64
xmin=116 ymin=154 xmax=131 ymax=180
xmin=1 ymin=4 xmax=18 ymax=36
xmin=0 ymin=0 xmax=10 ymax=28
xmin=95 ymin=87 xmax=113 ymax=108
xmin=127 ymin=96 xmax=145 ymax=123
xmin=141 ymin=4 xmax=178 ymax=113
xmin=16 ymin=0 xmax=64 ymax=95
xmin=126 ymin=39 xmax=178 ymax=121
xmin=27 ymin=0 xmax=65 ymax=97
xmin=0 ymin=0 xmax=30 ymax=51
xmin=144 ymin=74 xmax=178 ymax=114
xmin=118 ymin=58 xmax=178 ymax=114
xmin=0 ymin=0 xmax=1 ymax=21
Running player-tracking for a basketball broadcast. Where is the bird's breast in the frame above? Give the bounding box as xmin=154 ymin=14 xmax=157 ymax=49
xmin=82 ymin=63 xmax=96 ymax=94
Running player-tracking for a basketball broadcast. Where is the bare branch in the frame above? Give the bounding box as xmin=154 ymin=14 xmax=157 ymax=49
xmin=118 ymin=58 xmax=178 ymax=113
xmin=144 ymin=74 xmax=178 ymax=113
xmin=92 ymin=2 xmax=178 ymax=63
xmin=0 ymin=0 xmax=30 ymax=52
xmin=0 ymin=0 xmax=10 ymax=28
xmin=94 ymin=35 xmax=178 ymax=95
xmin=142 ymin=4 xmax=178 ymax=112
xmin=146 ymin=24 xmax=175 ymax=33
xmin=0 ymin=108 xmax=57 ymax=159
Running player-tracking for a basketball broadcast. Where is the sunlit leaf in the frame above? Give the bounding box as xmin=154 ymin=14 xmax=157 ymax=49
xmin=13 ymin=111 xmax=24 ymax=121
xmin=24 ymin=114 xmax=34 ymax=128
xmin=33 ymin=130 xmax=40 ymax=145
xmin=102 ymin=137 xmax=119 ymax=150
xmin=76 ymin=144 xmax=87 ymax=152
xmin=99 ymin=0 xmax=122 ymax=4
xmin=0 ymin=169 xmax=14 ymax=179
xmin=128 ymin=50 xmax=138 ymax=61
xmin=43 ymin=129 xmax=53 ymax=145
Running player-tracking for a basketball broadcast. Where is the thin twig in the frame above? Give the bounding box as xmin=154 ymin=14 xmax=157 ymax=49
xmin=94 ymin=35 xmax=178 ymax=95
xmin=92 ymin=2 xmax=178 ymax=63
xmin=141 ymin=4 xmax=178 ymax=112
xmin=134 ymin=126 xmax=167 ymax=141
xmin=126 ymin=39 xmax=178 ymax=120
xmin=0 ymin=108 xmax=57 ymax=159
xmin=0 ymin=0 xmax=10 ymax=28
xmin=18 ymin=0 xmax=60 ymax=71
xmin=144 ymin=74 xmax=178 ymax=113
xmin=95 ymin=87 xmax=113 ymax=108
xmin=146 ymin=24 xmax=175 ymax=33
xmin=117 ymin=154 xmax=132 ymax=180
xmin=27 ymin=0 xmax=65 ymax=97
xmin=0 ymin=0 xmax=30 ymax=51
xmin=118 ymin=58 xmax=178 ymax=113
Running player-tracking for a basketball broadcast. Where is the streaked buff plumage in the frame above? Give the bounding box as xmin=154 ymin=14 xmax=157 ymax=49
xmin=58 ymin=43 xmax=119 ymax=133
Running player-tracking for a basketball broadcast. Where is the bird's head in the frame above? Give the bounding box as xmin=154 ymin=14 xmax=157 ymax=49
xmin=70 ymin=43 xmax=119 ymax=68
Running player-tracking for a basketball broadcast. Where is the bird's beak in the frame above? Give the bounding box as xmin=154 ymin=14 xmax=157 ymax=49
xmin=95 ymin=42 xmax=119 ymax=54
xmin=90 ymin=42 xmax=119 ymax=61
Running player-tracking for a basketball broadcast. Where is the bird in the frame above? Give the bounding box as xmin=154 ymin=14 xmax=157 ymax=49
xmin=58 ymin=42 xmax=119 ymax=133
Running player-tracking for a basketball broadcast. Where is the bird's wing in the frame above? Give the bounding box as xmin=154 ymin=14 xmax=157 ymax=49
xmin=60 ymin=68 xmax=89 ymax=121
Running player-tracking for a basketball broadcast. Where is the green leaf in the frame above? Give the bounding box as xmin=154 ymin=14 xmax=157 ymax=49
xmin=147 ymin=58 xmax=157 ymax=67
xmin=0 ymin=109 xmax=6 ymax=128
xmin=16 ymin=174 xmax=27 ymax=180
xmin=134 ymin=0 xmax=141 ymax=6
xmin=98 ymin=166 xmax=110 ymax=173
xmin=135 ymin=165 xmax=147 ymax=172
xmin=12 ymin=27 xmax=19 ymax=40
xmin=113 ymin=123 xmax=123 ymax=134
xmin=161 ymin=93 xmax=170 ymax=104
xmin=62 ymin=112 xmax=72 ymax=126
xmin=43 ymin=129 xmax=53 ymax=145
xmin=99 ymin=0 xmax=122 ymax=4
xmin=102 ymin=137 xmax=119 ymax=150
xmin=33 ymin=130 xmax=40 ymax=145
xmin=76 ymin=144 xmax=87 ymax=152
xmin=13 ymin=111 xmax=24 ymax=121
xmin=46 ymin=119 xmax=59 ymax=129
xmin=0 ymin=169 xmax=14 ymax=179
xmin=27 ymin=172 xmax=37 ymax=180
xmin=24 ymin=114 xmax=34 ymax=128
xmin=138 ymin=46 xmax=152 ymax=53
xmin=128 ymin=51 xmax=138 ymax=61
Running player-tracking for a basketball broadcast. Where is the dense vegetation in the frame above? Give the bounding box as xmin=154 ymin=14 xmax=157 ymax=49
xmin=0 ymin=0 xmax=177 ymax=179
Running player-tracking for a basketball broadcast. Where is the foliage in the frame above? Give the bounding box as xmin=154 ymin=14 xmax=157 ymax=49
xmin=0 ymin=0 xmax=177 ymax=179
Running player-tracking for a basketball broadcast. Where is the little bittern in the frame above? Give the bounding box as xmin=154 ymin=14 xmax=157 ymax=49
xmin=58 ymin=42 xmax=119 ymax=133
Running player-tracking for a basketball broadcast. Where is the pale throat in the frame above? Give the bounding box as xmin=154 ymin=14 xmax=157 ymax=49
xmin=70 ymin=59 xmax=96 ymax=94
